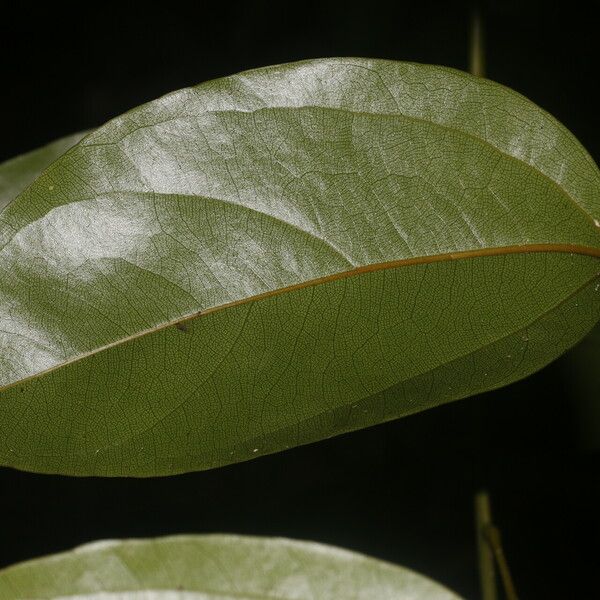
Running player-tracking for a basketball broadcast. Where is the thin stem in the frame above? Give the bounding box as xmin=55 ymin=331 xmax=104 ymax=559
xmin=469 ymin=7 xmax=485 ymax=77
xmin=483 ymin=524 xmax=519 ymax=600
xmin=475 ymin=491 xmax=497 ymax=600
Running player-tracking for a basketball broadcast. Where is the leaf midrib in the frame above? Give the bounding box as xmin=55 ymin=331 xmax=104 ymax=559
xmin=1 ymin=243 xmax=599 ymax=394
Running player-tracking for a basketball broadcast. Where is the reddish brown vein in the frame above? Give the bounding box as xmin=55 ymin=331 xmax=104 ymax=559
xmin=1 ymin=242 xmax=599 ymax=394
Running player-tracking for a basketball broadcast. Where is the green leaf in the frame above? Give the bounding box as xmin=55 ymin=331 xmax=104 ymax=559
xmin=0 ymin=131 xmax=88 ymax=212
xmin=0 ymin=58 xmax=599 ymax=476
xmin=0 ymin=535 xmax=463 ymax=599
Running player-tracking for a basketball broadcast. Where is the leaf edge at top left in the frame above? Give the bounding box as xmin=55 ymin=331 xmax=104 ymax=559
xmin=0 ymin=130 xmax=90 ymax=212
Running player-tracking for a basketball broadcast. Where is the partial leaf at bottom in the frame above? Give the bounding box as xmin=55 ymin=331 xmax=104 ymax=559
xmin=0 ymin=535 xmax=463 ymax=600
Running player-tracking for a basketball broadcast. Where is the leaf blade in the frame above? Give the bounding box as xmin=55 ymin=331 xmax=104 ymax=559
xmin=0 ymin=535 xmax=463 ymax=600
xmin=0 ymin=58 xmax=599 ymax=476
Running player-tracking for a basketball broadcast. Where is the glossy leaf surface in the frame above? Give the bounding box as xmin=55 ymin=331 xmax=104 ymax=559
xmin=0 ymin=131 xmax=87 ymax=211
xmin=0 ymin=58 xmax=599 ymax=476
xmin=0 ymin=535 xmax=462 ymax=599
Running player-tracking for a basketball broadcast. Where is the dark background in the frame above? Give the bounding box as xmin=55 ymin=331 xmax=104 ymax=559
xmin=1 ymin=1 xmax=599 ymax=598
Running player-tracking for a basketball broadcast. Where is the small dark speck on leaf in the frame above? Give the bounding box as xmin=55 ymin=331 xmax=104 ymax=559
xmin=19 ymin=387 xmax=24 ymax=392
xmin=176 ymin=322 xmax=188 ymax=333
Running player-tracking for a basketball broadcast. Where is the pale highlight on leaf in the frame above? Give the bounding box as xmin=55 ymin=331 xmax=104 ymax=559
xmin=0 ymin=59 xmax=599 ymax=476
xmin=0 ymin=535 xmax=463 ymax=600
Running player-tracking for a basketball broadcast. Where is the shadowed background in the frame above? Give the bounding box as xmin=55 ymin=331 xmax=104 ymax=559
xmin=1 ymin=1 xmax=598 ymax=598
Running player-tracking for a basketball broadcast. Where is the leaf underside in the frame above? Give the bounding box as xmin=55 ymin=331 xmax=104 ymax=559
xmin=0 ymin=535 xmax=463 ymax=600
xmin=0 ymin=58 xmax=599 ymax=476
